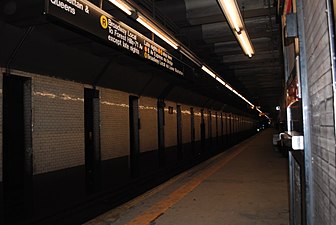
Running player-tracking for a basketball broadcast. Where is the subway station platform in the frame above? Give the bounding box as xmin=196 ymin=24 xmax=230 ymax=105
xmin=84 ymin=129 xmax=289 ymax=225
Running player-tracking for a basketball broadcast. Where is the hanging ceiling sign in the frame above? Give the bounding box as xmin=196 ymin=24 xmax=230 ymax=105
xmin=45 ymin=0 xmax=184 ymax=76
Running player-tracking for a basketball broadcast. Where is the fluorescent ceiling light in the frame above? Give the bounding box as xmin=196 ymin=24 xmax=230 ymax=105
xmin=204 ymin=67 xmax=255 ymax=108
xmin=225 ymin=84 xmax=233 ymax=91
xmin=241 ymin=97 xmax=254 ymax=107
xmin=219 ymin=80 xmax=253 ymax=106
xmin=180 ymin=48 xmax=202 ymax=67
xmin=217 ymin=0 xmax=244 ymax=33
xmin=136 ymin=15 xmax=178 ymax=49
xmin=201 ymin=65 xmax=217 ymax=78
xmin=215 ymin=76 xmax=226 ymax=86
xmin=231 ymin=89 xmax=239 ymax=95
xmin=108 ymin=0 xmax=132 ymax=15
xmin=108 ymin=0 xmax=262 ymax=116
xmin=217 ymin=0 xmax=254 ymax=57
xmin=234 ymin=30 xmax=255 ymax=57
xmin=108 ymin=0 xmax=178 ymax=49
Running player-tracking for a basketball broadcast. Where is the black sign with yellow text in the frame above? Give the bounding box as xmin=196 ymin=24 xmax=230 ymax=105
xmin=45 ymin=0 xmax=184 ymax=75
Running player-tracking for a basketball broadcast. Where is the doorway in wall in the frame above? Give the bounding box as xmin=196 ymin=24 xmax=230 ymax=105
xmin=84 ymin=88 xmax=101 ymax=193
xmin=3 ymin=74 xmax=32 ymax=223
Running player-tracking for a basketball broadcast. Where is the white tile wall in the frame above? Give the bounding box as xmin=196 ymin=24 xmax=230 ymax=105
xmin=100 ymin=88 xmax=130 ymax=160
xmin=139 ymin=97 xmax=158 ymax=152
xmin=32 ymin=75 xmax=85 ymax=174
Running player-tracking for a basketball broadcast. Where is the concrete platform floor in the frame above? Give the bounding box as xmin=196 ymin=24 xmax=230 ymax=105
xmin=84 ymin=129 xmax=289 ymax=225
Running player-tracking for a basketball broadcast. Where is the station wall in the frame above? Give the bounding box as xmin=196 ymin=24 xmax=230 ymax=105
xmin=139 ymin=96 xmax=158 ymax=153
xmin=164 ymin=101 xmax=177 ymax=148
xmin=0 ymin=68 xmax=256 ymax=183
xmin=100 ymin=88 xmax=130 ymax=160
xmin=181 ymin=105 xmax=191 ymax=144
xmin=222 ymin=113 xmax=227 ymax=135
xmin=227 ymin=114 xmax=231 ymax=135
xmin=218 ymin=113 xmax=222 ymax=137
xmin=204 ymin=111 xmax=209 ymax=139
xmin=194 ymin=107 xmax=202 ymax=141
xmin=227 ymin=114 xmax=232 ymax=134
xmin=234 ymin=115 xmax=238 ymax=132
xmin=32 ymin=75 xmax=85 ymax=175
xmin=303 ymin=0 xmax=336 ymax=224
xmin=212 ymin=112 xmax=217 ymax=139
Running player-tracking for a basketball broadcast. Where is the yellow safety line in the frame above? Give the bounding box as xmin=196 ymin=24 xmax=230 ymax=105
xmin=125 ymin=146 xmax=247 ymax=225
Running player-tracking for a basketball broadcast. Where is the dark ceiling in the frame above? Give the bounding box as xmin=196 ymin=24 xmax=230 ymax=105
xmin=0 ymin=0 xmax=284 ymax=119
xmin=132 ymin=0 xmax=284 ymax=118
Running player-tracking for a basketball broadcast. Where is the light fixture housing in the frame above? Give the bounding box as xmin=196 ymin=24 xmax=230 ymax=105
xmin=217 ymin=0 xmax=255 ymax=57
xmin=136 ymin=15 xmax=178 ymax=49
xmin=215 ymin=76 xmax=226 ymax=86
xmin=108 ymin=0 xmax=178 ymax=49
xmin=217 ymin=0 xmax=244 ymax=33
xmin=108 ymin=0 xmax=132 ymax=15
xmin=201 ymin=65 xmax=217 ymax=78
xmin=234 ymin=30 xmax=255 ymax=57
xmin=179 ymin=47 xmax=202 ymax=67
